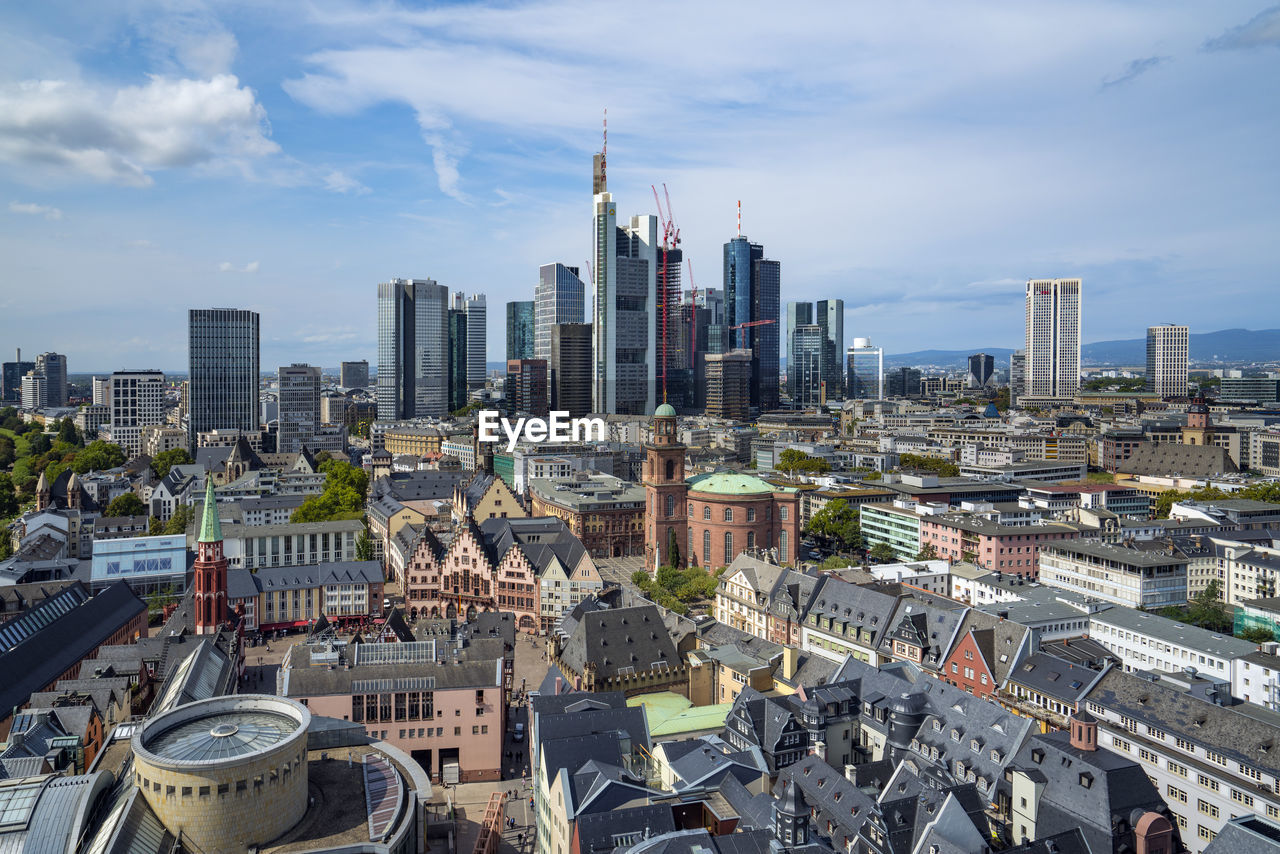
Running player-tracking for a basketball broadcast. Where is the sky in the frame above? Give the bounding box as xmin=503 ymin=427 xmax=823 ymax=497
xmin=1 ymin=1 xmax=1278 ymax=373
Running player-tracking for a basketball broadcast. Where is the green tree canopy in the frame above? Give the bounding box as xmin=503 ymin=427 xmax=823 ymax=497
xmin=868 ymin=542 xmax=897 ymax=564
xmin=805 ymin=498 xmax=861 ymax=550
xmin=163 ymin=504 xmax=196 ymax=536
xmin=151 ymin=448 xmax=193 ymax=479
xmin=105 ymin=493 xmax=146 ymax=518
xmin=915 ymin=542 xmax=939 ymax=561
xmin=72 ymin=440 xmax=127 ymax=474
xmin=0 ymin=472 xmax=19 ymax=519
xmin=291 ymin=459 xmax=370 ymax=522
xmin=898 ymin=453 xmax=959 ymax=478
xmin=56 ymin=418 xmax=81 ymax=447
xmin=778 ymin=448 xmax=831 ymax=477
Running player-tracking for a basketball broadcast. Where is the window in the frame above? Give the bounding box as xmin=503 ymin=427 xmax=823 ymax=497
xmin=703 ymin=506 xmax=711 ymax=520
xmin=1167 ymin=760 xmax=1187 ymax=777
xmin=724 ymin=508 xmax=733 ymax=522
xmin=1198 ymin=800 xmax=1219 ymax=818
xmin=665 ymin=495 xmax=675 ymax=517
xmin=724 ymin=532 xmax=733 ymax=565
xmin=780 ymin=506 xmax=789 ymax=521
xmin=1197 ymin=774 xmax=1219 ymax=791
xmin=1231 ymin=789 xmax=1254 ymax=807
xmin=704 ymin=530 xmax=711 ymax=562
xmin=747 ymin=507 xmax=756 ymax=522
xmin=1167 ymin=785 xmax=1187 ymax=803
xmin=1198 ymin=826 xmax=1216 ymax=842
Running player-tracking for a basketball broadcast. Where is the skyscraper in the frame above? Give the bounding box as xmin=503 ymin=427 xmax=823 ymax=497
xmin=1146 ymin=324 xmax=1189 ymax=399
xmin=786 ymin=301 xmax=814 ymax=400
xmin=464 ymin=293 xmax=487 ymax=391
xmin=535 ymin=264 xmax=585 ymax=363
xmin=109 ymin=370 xmax=165 ymax=456
xmin=340 ymin=360 xmax=369 ymax=389
xmin=846 ymin=338 xmax=883 ymax=400
xmin=506 ymin=300 xmax=535 ymax=362
xmin=507 ymin=359 xmax=548 ymax=416
xmin=704 ymin=350 xmax=753 ymax=421
xmin=35 ymin=353 xmax=68 ymax=407
xmin=967 ymin=353 xmax=995 ymax=389
xmin=550 ymin=323 xmax=592 ymax=417
xmin=1009 ymin=350 xmax=1026 ymax=408
xmin=376 ymin=279 xmax=448 ymax=421
xmin=277 ymin=364 xmax=321 ymax=453
xmin=448 ymin=305 xmax=468 ymax=413
xmin=1024 ymin=278 xmax=1082 ymax=400
xmin=886 ymin=367 xmax=922 ymax=398
xmin=188 ymin=309 xmax=260 ymax=443
xmin=790 ymin=324 xmax=825 ymax=408
xmin=816 ymin=299 xmax=844 ymax=398
xmin=1 ymin=350 xmax=34 ymax=404
xmin=723 ymin=234 xmax=779 ymax=412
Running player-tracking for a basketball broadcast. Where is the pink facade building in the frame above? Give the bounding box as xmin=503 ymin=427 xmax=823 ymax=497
xmin=919 ymin=514 xmax=1080 ymax=578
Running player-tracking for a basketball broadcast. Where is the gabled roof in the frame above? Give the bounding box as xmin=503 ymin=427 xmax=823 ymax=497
xmin=558 ymin=603 xmax=679 ymax=681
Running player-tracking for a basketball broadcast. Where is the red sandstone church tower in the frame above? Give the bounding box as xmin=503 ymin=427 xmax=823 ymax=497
xmin=193 ymin=475 xmax=228 ymax=634
xmin=644 ymin=403 xmax=688 ymax=570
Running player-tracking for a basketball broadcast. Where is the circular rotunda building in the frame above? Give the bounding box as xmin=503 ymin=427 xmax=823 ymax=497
xmin=131 ymin=694 xmax=312 ymax=854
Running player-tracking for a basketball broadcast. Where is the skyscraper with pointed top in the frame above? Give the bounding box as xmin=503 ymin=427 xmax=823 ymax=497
xmin=193 ymin=476 xmax=228 ymax=634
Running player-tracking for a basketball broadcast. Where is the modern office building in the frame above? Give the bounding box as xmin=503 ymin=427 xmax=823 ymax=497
xmin=276 ymin=364 xmax=321 ymax=454
xmin=506 ymin=300 xmax=535 ymax=362
xmin=550 ymin=323 xmax=591 ymax=417
xmin=188 ymin=308 xmax=260 ymax=444
xmin=724 ymin=234 xmax=780 ymax=413
xmin=885 ymin=366 xmax=922 ymax=398
xmin=34 ymin=352 xmax=68 ymax=407
xmin=376 ymin=278 xmax=448 ymax=421
xmin=339 ymin=359 xmax=368 ymax=389
xmin=91 ymin=376 xmax=111 ymax=406
xmin=705 ymin=350 xmax=753 ymax=420
xmin=448 ymin=304 xmax=468 ymax=413
xmin=1221 ymin=376 xmax=1280 ymax=403
xmin=1010 ymin=349 xmax=1026 ymax=407
xmin=1024 ymin=278 xmax=1082 ymax=400
xmin=846 ymin=338 xmax=883 ymax=400
xmin=20 ymin=372 xmax=46 ymax=411
xmin=1146 ymin=324 xmax=1189 ymax=399
xmin=109 ymin=370 xmax=165 ymax=456
xmin=816 ymin=299 xmax=844 ymax=397
xmin=534 ymin=263 xmax=586 ymax=363
xmin=463 ymin=293 xmax=487 ymax=391
xmin=790 ymin=324 xmax=825 ymax=408
xmin=785 ymin=301 xmax=814 ymax=401
xmin=967 ymin=353 xmax=995 ymax=389
xmin=1 ymin=350 xmax=34 ymax=404
xmin=507 ymin=359 xmax=548 ymax=416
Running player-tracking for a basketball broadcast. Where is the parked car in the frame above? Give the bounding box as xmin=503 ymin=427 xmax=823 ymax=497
xmin=513 ymin=722 xmax=525 ymax=742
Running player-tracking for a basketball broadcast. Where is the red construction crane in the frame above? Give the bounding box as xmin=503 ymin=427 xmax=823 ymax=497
xmin=731 ymin=318 xmax=776 ymax=352
xmin=651 ymin=183 xmax=681 ymax=404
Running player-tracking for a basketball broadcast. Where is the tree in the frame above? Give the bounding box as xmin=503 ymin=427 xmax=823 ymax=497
xmin=56 ymin=418 xmax=81 ymax=446
xmin=356 ymin=528 xmax=375 ymax=562
xmin=105 ymin=493 xmax=146 ymax=518
xmin=994 ymin=387 xmax=1010 ymax=412
xmin=71 ymin=440 xmax=126 ymax=474
xmin=163 ymin=504 xmax=196 ymax=536
xmin=27 ymin=432 xmax=52 ymax=456
xmin=149 ymin=515 xmax=163 ymax=536
xmin=868 ymin=543 xmax=897 ymax=564
xmin=667 ymin=528 xmax=681 ymax=568
xmin=1238 ymin=627 xmax=1275 ymax=644
xmin=0 ymin=472 xmax=18 ymax=518
xmin=915 ymin=542 xmax=939 ymax=561
xmin=151 ymin=448 xmax=193 ymax=479
xmin=806 ymin=499 xmax=861 ymax=551
xmin=0 ymin=533 xmax=11 ymax=561
xmin=1187 ymin=580 xmax=1231 ymax=632
xmin=778 ymin=448 xmax=831 ymax=478
xmin=898 ymin=453 xmax=959 ymax=478
xmin=291 ymin=459 xmax=369 ymax=522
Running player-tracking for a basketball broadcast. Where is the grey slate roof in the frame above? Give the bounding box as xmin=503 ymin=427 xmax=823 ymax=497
xmin=1006 ymin=652 xmax=1110 ymax=706
xmin=480 ymin=515 xmax=588 ymax=579
xmin=558 ymin=603 xmax=679 ymax=681
xmin=1117 ymin=442 xmax=1238 ymax=477
xmin=373 ymin=470 xmax=468 ymax=502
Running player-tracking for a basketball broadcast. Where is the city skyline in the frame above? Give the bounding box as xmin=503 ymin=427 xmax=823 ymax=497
xmin=1 ymin=3 xmax=1279 ymax=371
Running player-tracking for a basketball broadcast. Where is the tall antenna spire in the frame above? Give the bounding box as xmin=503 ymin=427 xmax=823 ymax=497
xmin=737 ymin=200 xmax=741 ymax=237
xmin=601 ymin=108 xmax=607 ymax=187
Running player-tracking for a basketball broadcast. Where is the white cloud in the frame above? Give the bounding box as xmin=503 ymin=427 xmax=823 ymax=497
xmin=322 ymin=169 xmax=369 ymax=194
xmin=134 ymin=8 xmax=239 ymax=76
xmin=0 ymin=74 xmax=278 ymax=186
xmin=218 ymin=260 xmax=259 ymax=273
xmin=1205 ymin=5 xmax=1280 ymax=51
xmin=8 ymin=200 xmax=62 ymax=220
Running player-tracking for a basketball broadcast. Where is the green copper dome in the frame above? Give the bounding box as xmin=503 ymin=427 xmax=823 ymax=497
xmin=687 ymin=471 xmax=793 ymax=496
xmin=198 ymin=475 xmax=222 ymax=543
xmin=654 ymin=403 xmax=677 ymax=417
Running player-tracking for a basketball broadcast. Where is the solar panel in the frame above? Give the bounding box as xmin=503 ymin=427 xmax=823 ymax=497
xmin=363 ymin=754 xmax=404 ymax=842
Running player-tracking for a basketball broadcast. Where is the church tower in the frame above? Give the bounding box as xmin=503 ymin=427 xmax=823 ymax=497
xmin=1181 ymin=395 xmax=1215 ymax=447
xmin=644 ymin=404 xmax=688 ymax=570
xmin=193 ymin=475 xmax=228 ymax=634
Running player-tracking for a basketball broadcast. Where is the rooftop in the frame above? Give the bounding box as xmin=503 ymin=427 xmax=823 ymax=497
xmin=1041 ymin=537 xmax=1191 ymax=567
xmin=688 ymin=471 xmax=793 ymax=496
xmin=1089 ymin=606 xmax=1257 ymax=659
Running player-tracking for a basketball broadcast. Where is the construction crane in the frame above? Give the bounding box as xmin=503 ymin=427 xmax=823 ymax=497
xmin=730 ymin=318 xmax=776 ymax=352
xmin=651 ymin=183 xmax=681 ymax=404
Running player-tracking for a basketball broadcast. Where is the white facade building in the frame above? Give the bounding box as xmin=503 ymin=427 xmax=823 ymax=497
xmin=1147 ymin=324 xmax=1190 ymax=399
xmin=110 ymin=370 xmax=166 ymax=456
xmin=1024 ymin=278 xmax=1082 ymax=400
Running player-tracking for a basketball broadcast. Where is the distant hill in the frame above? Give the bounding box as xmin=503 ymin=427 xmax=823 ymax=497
xmin=885 ymin=328 xmax=1280 ymax=369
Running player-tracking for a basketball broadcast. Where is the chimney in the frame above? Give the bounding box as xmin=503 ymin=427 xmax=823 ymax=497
xmin=555 ymin=676 xmax=562 ymax=695
xmin=782 ymin=646 xmax=799 ymax=681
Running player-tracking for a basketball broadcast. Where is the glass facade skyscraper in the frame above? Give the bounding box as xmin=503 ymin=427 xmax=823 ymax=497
xmin=791 ymin=324 xmax=825 ymax=408
xmin=846 ymin=338 xmax=883 ymax=400
xmin=786 ymin=301 xmax=814 ymax=401
xmin=816 ymin=299 xmax=844 ymax=397
xmin=506 ymin=300 xmax=534 ymax=362
xmin=535 ymin=263 xmax=585 ymax=363
xmin=188 ymin=308 xmax=260 ymax=443
xmin=723 ymin=235 xmax=779 ymax=413
xmin=464 ymin=293 xmax=487 ymax=390
xmin=377 ymin=278 xmax=448 ymax=421
xmin=448 ymin=307 xmax=468 ymax=413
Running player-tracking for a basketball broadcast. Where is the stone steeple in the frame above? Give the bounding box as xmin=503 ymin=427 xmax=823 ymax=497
xmin=193 ymin=475 xmax=228 ymax=634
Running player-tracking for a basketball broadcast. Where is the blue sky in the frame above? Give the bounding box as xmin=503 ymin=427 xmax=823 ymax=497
xmin=1 ymin=1 xmax=1278 ymax=372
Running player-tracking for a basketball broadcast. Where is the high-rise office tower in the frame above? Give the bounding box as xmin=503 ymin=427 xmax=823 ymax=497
xmin=1146 ymin=324 xmax=1189 ymax=399
xmin=846 ymin=338 xmax=883 ymax=400
xmin=189 ymin=309 xmax=260 ymax=443
xmin=109 ymin=370 xmax=165 ymax=456
xmin=1 ymin=350 xmax=34 ymax=404
xmin=591 ymin=145 xmax=657 ymax=415
xmin=1009 ymin=350 xmax=1026 ymax=408
xmin=448 ymin=305 xmax=468 ymax=413
xmin=786 ymin=302 xmax=814 ymax=400
xmin=507 ymin=359 xmax=548 ymax=416
xmin=464 ymin=294 xmax=487 ymax=391
xmin=92 ymin=377 xmax=111 ymax=406
xmin=20 ymin=373 xmax=46 ymax=411
xmin=791 ymin=324 xmax=825 ymax=408
xmin=277 ymin=364 xmax=321 ymax=454
xmin=1024 ymin=278 xmax=1082 ymax=400
xmin=967 ymin=353 xmax=996 ymax=389
xmin=886 ymin=367 xmax=923 ymax=398
xmin=34 ymin=353 xmax=68 ymax=407
xmin=704 ymin=350 xmax=753 ymax=421
xmin=534 ymin=263 xmax=586 ymax=364
xmin=376 ymin=279 xmax=448 ymax=421
xmin=340 ymin=360 xmax=369 ymax=390
xmin=689 ymin=290 xmax=729 ymax=413
xmin=816 ymin=299 xmax=844 ymax=397
xmin=506 ymin=300 xmax=535 ymax=362
xmin=550 ymin=323 xmax=592 ymax=417
xmin=723 ymin=234 xmax=780 ymax=412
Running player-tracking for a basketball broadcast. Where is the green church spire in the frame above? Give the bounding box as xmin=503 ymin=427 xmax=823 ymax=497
xmin=198 ymin=475 xmax=222 ymax=544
